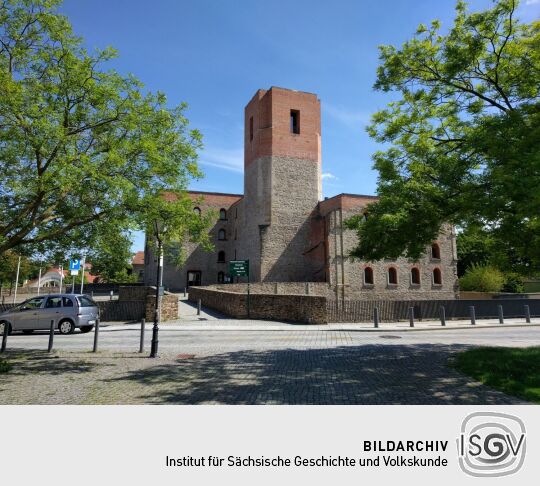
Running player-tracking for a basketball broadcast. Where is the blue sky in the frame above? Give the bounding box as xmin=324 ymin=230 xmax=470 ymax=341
xmin=60 ymin=0 xmax=540 ymax=252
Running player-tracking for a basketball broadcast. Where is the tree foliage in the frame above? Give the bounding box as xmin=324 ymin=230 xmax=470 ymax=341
xmin=459 ymin=263 xmax=505 ymax=292
xmin=347 ymin=0 xmax=540 ymax=274
xmin=0 ymin=0 xmax=209 ymax=260
xmin=0 ymin=250 xmax=39 ymax=285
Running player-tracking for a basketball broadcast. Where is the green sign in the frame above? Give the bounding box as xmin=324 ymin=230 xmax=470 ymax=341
xmin=229 ymin=259 xmax=249 ymax=277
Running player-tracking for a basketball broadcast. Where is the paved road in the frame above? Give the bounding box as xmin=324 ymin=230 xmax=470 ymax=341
xmin=1 ymin=326 xmax=538 ymax=405
xmin=3 ymin=324 xmax=540 ymax=351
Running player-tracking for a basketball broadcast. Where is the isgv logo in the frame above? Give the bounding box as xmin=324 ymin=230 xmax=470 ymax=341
xmin=457 ymin=412 xmax=526 ymax=477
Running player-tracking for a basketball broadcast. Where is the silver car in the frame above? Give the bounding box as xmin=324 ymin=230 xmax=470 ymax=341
xmin=0 ymin=294 xmax=99 ymax=335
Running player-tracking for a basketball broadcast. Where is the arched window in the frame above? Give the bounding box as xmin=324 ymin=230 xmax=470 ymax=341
xmin=388 ymin=267 xmax=398 ymax=285
xmin=193 ymin=207 xmax=201 ymax=216
xmin=219 ymin=208 xmax=227 ymax=220
xmin=431 ymin=243 xmax=441 ymax=260
xmin=217 ymin=251 xmax=225 ymax=262
xmin=217 ymin=271 xmax=225 ymax=283
xmin=218 ymin=229 xmax=226 ymax=241
xmin=411 ymin=267 xmax=421 ymax=285
xmin=363 ymin=267 xmax=374 ymax=285
xmin=433 ymin=268 xmax=442 ymax=285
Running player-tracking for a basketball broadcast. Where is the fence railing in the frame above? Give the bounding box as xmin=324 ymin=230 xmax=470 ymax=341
xmin=327 ymin=299 xmax=540 ymax=323
xmin=97 ymin=301 xmax=145 ymax=321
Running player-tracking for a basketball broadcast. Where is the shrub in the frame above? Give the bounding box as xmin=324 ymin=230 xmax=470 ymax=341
xmin=0 ymin=359 xmax=11 ymax=374
xmin=502 ymin=273 xmax=525 ymax=293
xmin=459 ymin=264 xmax=504 ymax=292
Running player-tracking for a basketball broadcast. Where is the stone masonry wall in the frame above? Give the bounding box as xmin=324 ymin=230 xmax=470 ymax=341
xmin=145 ymin=292 xmax=178 ymax=322
xmin=145 ymin=191 xmax=243 ymax=290
xmin=325 ymin=204 xmax=459 ymax=300
xmin=118 ymin=285 xmax=178 ymax=321
xmin=211 ymin=282 xmax=332 ymax=296
xmin=188 ymin=286 xmax=328 ymax=324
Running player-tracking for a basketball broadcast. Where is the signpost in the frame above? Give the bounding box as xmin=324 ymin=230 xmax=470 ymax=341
xmin=80 ymin=254 xmax=86 ymax=294
xmin=229 ymin=260 xmax=250 ymax=317
xmin=69 ymin=259 xmax=80 ymax=294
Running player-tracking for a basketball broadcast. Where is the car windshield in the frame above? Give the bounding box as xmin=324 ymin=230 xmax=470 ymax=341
xmin=77 ymin=296 xmax=96 ymax=307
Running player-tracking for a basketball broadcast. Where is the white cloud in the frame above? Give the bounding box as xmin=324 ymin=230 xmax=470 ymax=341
xmin=199 ymin=147 xmax=243 ymax=173
xmin=525 ymin=0 xmax=539 ymax=5
xmin=323 ymin=103 xmax=371 ymax=127
xmin=322 ymin=172 xmax=338 ymax=180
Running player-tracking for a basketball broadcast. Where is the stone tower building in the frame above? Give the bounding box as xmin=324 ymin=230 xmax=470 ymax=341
xmin=145 ymin=86 xmax=459 ymax=300
xmin=240 ymin=88 xmax=322 ymax=282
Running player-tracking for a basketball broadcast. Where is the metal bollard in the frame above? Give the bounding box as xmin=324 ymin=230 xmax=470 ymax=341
xmin=498 ymin=305 xmax=504 ymax=324
xmin=1 ymin=320 xmax=8 ymax=353
xmin=373 ymin=307 xmax=379 ymax=328
xmin=139 ymin=318 xmax=145 ymax=353
xmin=47 ymin=319 xmax=55 ymax=353
xmin=197 ymin=299 xmax=201 ymax=316
xmin=525 ymin=305 xmax=531 ymax=324
xmin=409 ymin=307 xmax=414 ymax=327
xmin=93 ymin=317 xmax=100 ymax=352
xmin=440 ymin=306 xmax=446 ymax=326
xmin=184 ymin=287 xmax=187 ymax=297
xmin=469 ymin=306 xmax=476 ymax=325
xmin=109 ymin=290 xmax=113 ymax=301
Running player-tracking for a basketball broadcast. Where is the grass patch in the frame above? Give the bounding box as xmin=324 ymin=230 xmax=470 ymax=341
xmin=0 ymin=359 xmax=12 ymax=374
xmin=452 ymin=347 xmax=540 ymax=403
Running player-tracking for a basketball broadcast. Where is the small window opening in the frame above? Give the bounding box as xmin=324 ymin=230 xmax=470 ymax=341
xmin=219 ymin=208 xmax=227 ymax=220
xmin=217 ymin=271 xmax=225 ymax=283
xmin=364 ymin=267 xmax=374 ymax=285
xmin=433 ymin=268 xmax=442 ymax=285
xmin=218 ymin=251 xmax=225 ymax=263
xmin=388 ymin=267 xmax=398 ymax=285
xmin=411 ymin=267 xmax=420 ymax=285
xmin=249 ymin=116 xmax=253 ymax=141
xmin=290 ymin=110 xmax=300 ymax=134
xmin=431 ymin=243 xmax=441 ymax=260
xmin=218 ymin=229 xmax=226 ymax=241
xmin=193 ymin=207 xmax=201 ymax=215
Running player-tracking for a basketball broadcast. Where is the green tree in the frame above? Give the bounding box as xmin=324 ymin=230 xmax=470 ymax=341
xmin=347 ymin=0 xmax=540 ymax=275
xmin=85 ymin=227 xmax=138 ymax=283
xmin=459 ymin=264 xmax=505 ymax=292
xmin=0 ymin=250 xmax=40 ymax=286
xmin=0 ymin=0 xmax=209 ymax=259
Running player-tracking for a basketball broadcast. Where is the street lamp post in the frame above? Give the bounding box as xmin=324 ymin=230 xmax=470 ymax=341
xmin=150 ymin=221 xmax=164 ymax=358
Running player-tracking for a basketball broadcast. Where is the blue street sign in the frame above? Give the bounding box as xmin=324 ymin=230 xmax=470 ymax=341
xmin=69 ymin=259 xmax=81 ymax=271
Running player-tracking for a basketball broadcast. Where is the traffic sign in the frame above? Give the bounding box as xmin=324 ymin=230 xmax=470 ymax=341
xmin=229 ymin=260 xmax=249 ymax=277
xmin=69 ymin=259 xmax=81 ymax=276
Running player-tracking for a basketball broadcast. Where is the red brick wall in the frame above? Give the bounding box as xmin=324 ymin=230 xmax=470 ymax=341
xmin=244 ymin=86 xmax=321 ymax=168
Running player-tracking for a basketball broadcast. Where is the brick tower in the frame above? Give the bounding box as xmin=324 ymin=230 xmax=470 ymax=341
xmin=239 ymin=87 xmax=322 ymax=281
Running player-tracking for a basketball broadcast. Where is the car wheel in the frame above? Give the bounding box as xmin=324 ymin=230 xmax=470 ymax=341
xmin=0 ymin=321 xmax=11 ymax=336
xmin=22 ymin=330 xmax=34 ymax=335
xmin=79 ymin=325 xmax=93 ymax=333
xmin=58 ymin=320 xmax=75 ymax=335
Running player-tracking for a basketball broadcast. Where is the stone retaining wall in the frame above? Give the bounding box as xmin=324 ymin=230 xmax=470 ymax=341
xmin=211 ymin=282 xmax=332 ymax=296
xmin=145 ymin=292 xmax=178 ymax=322
xmin=188 ymin=287 xmax=327 ymax=324
xmin=119 ymin=286 xmax=179 ymax=322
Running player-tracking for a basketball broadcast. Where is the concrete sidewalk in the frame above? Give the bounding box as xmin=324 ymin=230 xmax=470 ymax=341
xmin=101 ymin=317 xmax=539 ymax=333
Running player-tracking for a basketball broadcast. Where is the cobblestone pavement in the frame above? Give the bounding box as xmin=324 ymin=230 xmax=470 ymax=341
xmin=1 ymin=327 xmax=537 ymax=404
